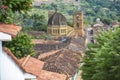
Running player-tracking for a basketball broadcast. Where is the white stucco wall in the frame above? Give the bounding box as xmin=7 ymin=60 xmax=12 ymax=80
xmin=24 ymin=73 xmax=36 ymax=80
xmin=0 ymin=41 xmax=2 ymax=80
xmin=0 ymin=32 xmax=36 ymax=80
xmin=0 ymin=50 xmax=25 ymax=80
xmin=0 ymin=32 xmax=11 ymax=41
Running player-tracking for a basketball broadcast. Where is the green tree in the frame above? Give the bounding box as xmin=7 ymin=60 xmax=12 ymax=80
xmin=101 ymin=18 xmax=112 ymax=25
xmin=3 ymin=32 xmax=34 ymax=58
xmin=67 ymin=21 xmax=73 ymax=27
xmin=81 ymin=28 xmax=120 ymax=80
xmin=0 ymin=0 xmax=32 ymax=23
xmin=51 ymin=3 xmax=57 ymax=10
xmin=32 ymin=14 xmax=47 ymax=31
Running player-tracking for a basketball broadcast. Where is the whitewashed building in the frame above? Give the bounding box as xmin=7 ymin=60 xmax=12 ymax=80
xmin=0 ymin=24 xmax=36 ymax=80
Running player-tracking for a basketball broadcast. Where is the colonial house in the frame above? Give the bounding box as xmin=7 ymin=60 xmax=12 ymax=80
xmin=1 ymin=47 xmax=36 ymax=80
xmin=39 ymin=49 xmax=82 ymax=79
xmin=0 ymin=24 xmax=36 ymax=80
xmin=19 ymin=55 xmax=67 ymax=80
xmin=93 ymin=18 xmax=104 ymax=27
xmin=92 ymin=18 xmax=111 ymax=35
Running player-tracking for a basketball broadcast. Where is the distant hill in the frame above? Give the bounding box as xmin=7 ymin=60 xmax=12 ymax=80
xmin=32 ymin=0 xmax=120 ymax=25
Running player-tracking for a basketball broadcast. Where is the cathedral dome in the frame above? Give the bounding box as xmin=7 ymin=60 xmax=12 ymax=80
xmin=48 ymin=12 xmax=67 ymax=26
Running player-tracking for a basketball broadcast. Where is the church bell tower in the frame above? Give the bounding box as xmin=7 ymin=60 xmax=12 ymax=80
xmin=73 ymin=12 xmax=83 ymax=36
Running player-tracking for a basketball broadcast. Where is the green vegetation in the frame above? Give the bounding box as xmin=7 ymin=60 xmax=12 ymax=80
xmin=0 ymin=0 xmax=32 ymax=23
xmin=31 ymin=0 xmax=119 ymax=26
xmin=0 ymin=0 xmax=35 ymax=58
xmin=3 ymin=32 xmax=34 ymax=58
xmin=81 ymin=27 xmax=120 ymax=80
xmin=82 ymin=0 xmax=120 ymax=25
xmin=22 ymin=13 xmax=47 ymax=32
xmin=2 ymin=0 xmax=119 ymax=31
xmin=1 ymin=0 xmax=119 ymax=30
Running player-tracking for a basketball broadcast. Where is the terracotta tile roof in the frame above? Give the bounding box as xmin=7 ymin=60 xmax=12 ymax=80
xmin=42 ymin=49 xmax=82 ymax=77
xmin=38 ymin=50 xmax=61 ymax=60
xmin=19 ymin=56 xmax=44 ymax=76
xmin=34 ymin=39 xmax=70 ymax=58
xmin=67 ymin=37 xmax=85 ymax=52
xmin=0 ymin=23 xmax=21 ymax=37
xmin=38 ymin=70 xmax=66 ymax=80
xmin=32 ymin=39 xmax=60 ymax=44
xmin=19 ymin=56 xmax=67 ymax=80
xmin=2 ymin=47 xmax=25 ymax=72
xmin=26 ymin=31 xmax=46 ymax=39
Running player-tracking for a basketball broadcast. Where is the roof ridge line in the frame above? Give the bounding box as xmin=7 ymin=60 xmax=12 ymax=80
xmin=22 ymin=55 xmax=31 ymax=67
xmin=2 ymin=47 xmax=25 ymax=72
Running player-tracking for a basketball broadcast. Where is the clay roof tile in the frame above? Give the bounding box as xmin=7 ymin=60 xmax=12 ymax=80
xmin=19 ymin=56 xmax=67 ymax=80
xmin=0 ymin=23 xmax=21 ymax=37
xmin=19 ymin=56 xmax=44 ymax=76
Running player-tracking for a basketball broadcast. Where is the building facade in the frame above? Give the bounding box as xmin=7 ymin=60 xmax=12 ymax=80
xmin=0 ymin=24 xmax=36 ymax=80
xmin=1 ymin=48 xmax=25 ymax=80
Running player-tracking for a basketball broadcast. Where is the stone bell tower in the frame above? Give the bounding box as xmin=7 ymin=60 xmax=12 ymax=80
xmin=73 ymin=12 xmax=83 ymax=36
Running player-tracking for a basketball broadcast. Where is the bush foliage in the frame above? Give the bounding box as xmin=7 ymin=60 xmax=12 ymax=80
xmin=3 ymin=32 xmax=34 ymax=58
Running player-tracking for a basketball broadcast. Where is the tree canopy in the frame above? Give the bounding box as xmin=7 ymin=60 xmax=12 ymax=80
xmin=0 ymin=0 xmax=32 ymax=23
xmin=81 ymin=27 xmax=120 ymax=80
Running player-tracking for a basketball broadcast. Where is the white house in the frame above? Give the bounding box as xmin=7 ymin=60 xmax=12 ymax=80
xmin=93 ymin=18 xmax=104 ymax=27
xmin=0 ymin=23 xmax=36 ymax=80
